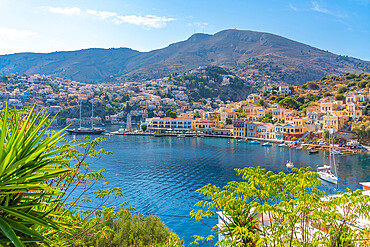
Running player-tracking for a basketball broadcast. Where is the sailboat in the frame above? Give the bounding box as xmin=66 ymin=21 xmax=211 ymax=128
xmin=66 ymin=100 xmax=105 ymax=135
xmin=317 ymin=115 xmax=338 ymax=184
xmin=286 ymin=148 xmax=294 ymax=168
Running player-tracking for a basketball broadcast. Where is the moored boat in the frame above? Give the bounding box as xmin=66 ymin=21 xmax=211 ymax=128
xmin=317 ymin=166 xmax=338 ymax=184
xmin=66 ymin=100 xmax=105 ymax=135
xmin=66 ymin=127 xmax=105 ymax=135
xmin=262 ymin=142 xmax=272 ymax=147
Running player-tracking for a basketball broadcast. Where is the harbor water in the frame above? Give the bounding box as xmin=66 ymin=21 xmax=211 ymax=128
xmin=64 ymin=131 xmax=370 ymax=245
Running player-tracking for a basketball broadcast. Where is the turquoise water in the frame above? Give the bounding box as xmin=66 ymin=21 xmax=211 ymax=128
xmin=64 ymin=131 xmax=370 ymax=245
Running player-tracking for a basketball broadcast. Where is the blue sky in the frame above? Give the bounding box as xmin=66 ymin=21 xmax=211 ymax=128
xmin=0 ymin=0 xmax=369 ymax=60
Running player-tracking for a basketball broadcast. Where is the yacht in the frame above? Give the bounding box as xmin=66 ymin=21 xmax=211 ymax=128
xmin=317 ymin=117 xmax=338 ymax=184
xmin=317 ymin=166 xmax=338 ymax=184
xmin=66 ymin=100 xmax=105 ymax=135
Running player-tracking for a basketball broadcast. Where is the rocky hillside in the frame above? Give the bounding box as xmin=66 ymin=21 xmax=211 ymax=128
xmin=0 ymin=29 xmax=369 ymax=84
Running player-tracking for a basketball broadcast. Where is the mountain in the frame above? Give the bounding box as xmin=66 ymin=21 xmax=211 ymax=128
xmin=1 ymin=29 xmax=369 ymax=84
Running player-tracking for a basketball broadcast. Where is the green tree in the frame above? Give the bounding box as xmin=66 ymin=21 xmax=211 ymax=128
xmin=256 ymin=98 xmax=264 ymax=106
xmin=74 ymin=211 xmax=182 ymax=247
xmin=191 ymin=167 xmax=370 ymax=246
xmin=141 ymin=124 xmax=147 ymax=132
xmin=193 ymin=112 xmax=201 ymax=119
xmin=165 ymin=110 xmax=177 ymax=118
xmin=335 ymin=94 xmax=345 ymax=101
xmin=338 ymin=86 xmax=348 ymax=94
xmin=351 ymin=121 xmax=370 ymax=143
xmin=357 ymin=80 xmax=368 ymax=88
xmin=238 ymin=112 xmax=246 ymax=118
xmin=323 ymin=129 xmax=330 ymax=141
xmin=278 ymin=97 xmax=299 ymax=109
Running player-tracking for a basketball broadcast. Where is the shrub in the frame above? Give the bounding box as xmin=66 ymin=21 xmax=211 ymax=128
xmin=74 ymin=211 xmax=183 ymax=247
xmin=338 ymin=86 xmax=347 ymax=94
xmin=335 ymin=94 xmax=344 ymax=101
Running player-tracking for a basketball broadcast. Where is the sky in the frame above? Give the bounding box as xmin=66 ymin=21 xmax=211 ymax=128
xmin=0 ymin=0 xmax=369 ymax=60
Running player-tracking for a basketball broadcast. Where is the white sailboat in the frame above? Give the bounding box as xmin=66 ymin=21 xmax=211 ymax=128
xmin=286 ymin=148 xmax=294 ymax=168
xmin=317 ymin=114 xmax=338 ymax=184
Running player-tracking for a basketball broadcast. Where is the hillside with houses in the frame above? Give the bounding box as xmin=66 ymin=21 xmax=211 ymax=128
xmin=1 ymin=70 xmax=369 ymax=146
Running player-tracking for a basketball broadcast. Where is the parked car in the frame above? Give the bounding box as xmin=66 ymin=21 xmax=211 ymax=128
xmin=338 ymin=143 xmax=343 ymax=147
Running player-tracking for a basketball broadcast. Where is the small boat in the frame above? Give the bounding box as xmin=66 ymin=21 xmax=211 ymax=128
xmin=296 ymin=146 xmax=303 ymax=150
xmin=331 ymin=150 xmax=342 ymax=155
xmin=249 ymin=141 xmax=260 ymax=144
xmin=278 ymin=143 xmax=287 ymax=147
xmin=154 ymin=133 xmax=164 ymax=137
xmin=262 ymin=142 xmax=272 ymax=147
xmin=317 ymin=166 xmax=338 ymax=184
xmin=177 ymin=134 xmax=185 ymax=138
xmin=286 ymin=160 xmax=294 ymax=168
xmin=309 ymin=149 xmax=319 ymax=154
xmin=237 ymin=139 xmax=247 ymax=142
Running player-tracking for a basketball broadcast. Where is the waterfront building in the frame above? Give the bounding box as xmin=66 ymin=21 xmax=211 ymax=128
xmin=247 ymin=122 xmax=258 ymax=138
xmin=256 ymin=123 xmax=268 ymax=139
xmin=272 ymin=123 xmax=284 ymax=140
xmin=282 ymin=124 xmax=308 ymax=141
xmin=233 ymin=118 xmax=248 ymax=137
xmin=147 ymin=117 xmax=193 ymax=132
xmin=194 ymin=118 xmax=216 ymax=134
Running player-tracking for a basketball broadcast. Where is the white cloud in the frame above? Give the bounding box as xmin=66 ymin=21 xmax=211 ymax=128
xmin=289 ymin=4 xmax=298 ymax=11
xmin=42 ymin=6 xmax=82 ymax=16
xmin=86 ymin=9 xmax=175 ymax=28
xmin=0 ymin=27 xmax=36 ymax=39
xmin=311 ymin=2 xmax=331 ymax=14
xmin=311 ymin=2 xmax=347 ymax=18
xmin=115 ymin=15 xmax=175 ymax=28
xmin=86 ymin=9 xmax=117 ymax=20
xmin=41 ymin=6 xmax=175 ymax=28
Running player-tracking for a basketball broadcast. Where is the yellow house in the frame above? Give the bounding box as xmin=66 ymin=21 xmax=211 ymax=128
xmin=322 ymin=115 xmax=349 ymax=131
xmin=346 ymin=102 xmax=363 ymax=117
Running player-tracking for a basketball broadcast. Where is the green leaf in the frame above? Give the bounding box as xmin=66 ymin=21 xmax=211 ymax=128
xmin=0 ymin=217 xmax=25 ymax=247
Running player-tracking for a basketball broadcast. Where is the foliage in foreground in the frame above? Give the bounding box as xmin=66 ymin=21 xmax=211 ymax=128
xmin=191 ymin=167 xmax=370 ymax=246
xmin=0 ymin=106 xmax=181 ymax=247
xmin=74 ymin=210 xmax=183 ymax=247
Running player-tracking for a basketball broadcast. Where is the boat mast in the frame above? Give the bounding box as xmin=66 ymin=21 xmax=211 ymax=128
xmin=79 ymin=100 xmax=82 ymax=129
xmin=328 ymin=113 xmax=332 ymax=169
xmin=91 ymin=100 xmax=94 ymax=129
